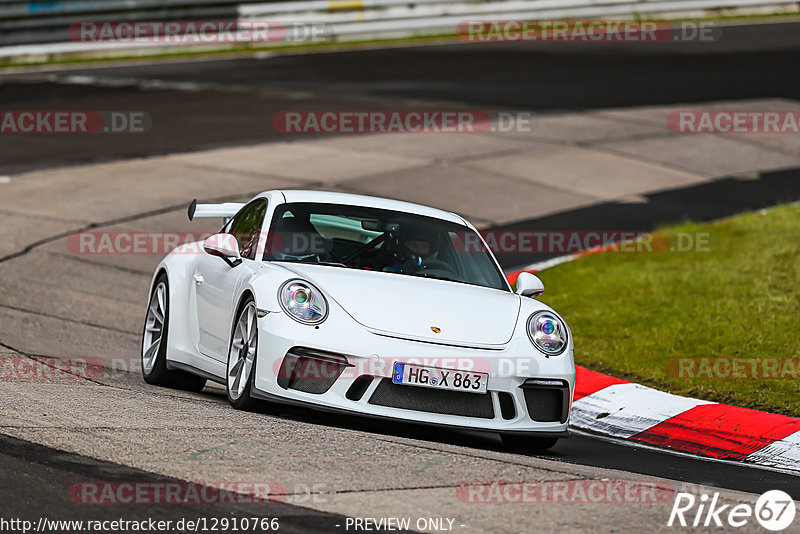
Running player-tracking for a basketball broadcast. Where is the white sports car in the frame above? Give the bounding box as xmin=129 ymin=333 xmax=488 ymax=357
xmin=142 ymin=190 xmax=575 ymax=451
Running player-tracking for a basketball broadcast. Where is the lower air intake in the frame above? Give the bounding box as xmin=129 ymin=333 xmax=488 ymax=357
xmin=368 ymin=379 xmax=494 ymax=419
xmin=346 ymin=375 xmax=374 ymax=401
xmin=277 ymin=347 xmax=351 ymax=395
xmin=497 ymin=391 xmax=517 ymax=420
xmin=520 ymin=379 xmax=570 ymax=423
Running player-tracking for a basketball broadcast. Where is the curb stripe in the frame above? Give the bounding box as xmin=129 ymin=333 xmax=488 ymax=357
xmin=571 ymin=383 xmax=713 ymax=439
xmin=573 ymin=366 xmax=627 ymax=401
xmin=572 ymin=366 xmax=800 ymax=472
xmin=630 ymin=404 xmax=800 ymax=460
xmin=745 ymin=430 xmax=800 ymax=470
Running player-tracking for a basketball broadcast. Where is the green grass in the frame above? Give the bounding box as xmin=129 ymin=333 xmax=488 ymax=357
xmin=538 ymin=203 xmax=800 ymax=416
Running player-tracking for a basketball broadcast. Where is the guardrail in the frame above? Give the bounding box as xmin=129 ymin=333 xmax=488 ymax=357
xmin=0 ymin=1 xmax=271 ymax=46
xmin=1 ymin=0 xmax=798 ymax=59
xmin=242 ymin=0 xmax=800 ymax=41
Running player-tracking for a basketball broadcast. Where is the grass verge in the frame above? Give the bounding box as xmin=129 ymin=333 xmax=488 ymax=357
xmin=538 ymin=202 xmax=800 ymax=416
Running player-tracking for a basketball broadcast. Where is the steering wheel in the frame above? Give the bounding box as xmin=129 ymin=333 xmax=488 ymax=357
xmin=421 ymin=259 xmax=459 ymax=275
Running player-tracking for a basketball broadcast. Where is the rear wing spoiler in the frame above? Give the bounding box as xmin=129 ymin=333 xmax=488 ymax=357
xmin=187 ymin=199 xmax=245 ymax=221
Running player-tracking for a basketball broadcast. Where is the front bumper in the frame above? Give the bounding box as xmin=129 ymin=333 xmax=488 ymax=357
xmin=252 ymin=309 xmax=575 ymax=435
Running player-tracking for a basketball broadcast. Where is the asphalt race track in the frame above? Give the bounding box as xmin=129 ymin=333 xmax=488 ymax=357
xmin=0 ymin=434 xmax=351 ymax=533
xmin=1 ymin=18 xmax=800 ymax=533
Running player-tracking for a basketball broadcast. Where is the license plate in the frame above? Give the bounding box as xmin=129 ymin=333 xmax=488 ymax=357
xmin=392 ymin=363 xmax=488 ymax=394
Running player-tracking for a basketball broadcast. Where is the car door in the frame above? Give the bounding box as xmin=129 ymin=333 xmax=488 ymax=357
xmin=195 ymin=199 xmax=267 ymax=360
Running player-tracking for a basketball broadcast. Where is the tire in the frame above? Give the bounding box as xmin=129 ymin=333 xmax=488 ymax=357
xmin=226 ymin=297 xmax=277 ymax=413
xmin=501 ymin=434 xmax=559 ymax=453
xmin=141 ymin=273 xmax=207 ymax=392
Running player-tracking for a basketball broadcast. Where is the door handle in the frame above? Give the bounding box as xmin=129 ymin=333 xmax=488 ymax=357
xmin=193 ymin=274 xmax=204 ymax=284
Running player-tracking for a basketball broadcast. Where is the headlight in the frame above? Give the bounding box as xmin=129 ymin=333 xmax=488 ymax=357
xmin=527 ymin=311 xmax=568 ymax=356
xmin=278 ymin=279 xmax=328 ymax=325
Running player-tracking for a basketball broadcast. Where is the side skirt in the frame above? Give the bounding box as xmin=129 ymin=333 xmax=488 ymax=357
xmin=167 ymin=360 xmax=226 ymax=385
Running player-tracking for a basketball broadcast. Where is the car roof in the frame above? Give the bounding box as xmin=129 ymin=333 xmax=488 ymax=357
xmin=271 ymin=190 xmax=467 ymax=225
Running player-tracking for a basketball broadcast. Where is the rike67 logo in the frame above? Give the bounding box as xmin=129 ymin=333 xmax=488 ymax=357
xmin=668 ymin=490 xmax=796 ymax=531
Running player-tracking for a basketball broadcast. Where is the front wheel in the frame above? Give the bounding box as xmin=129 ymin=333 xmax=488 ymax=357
xmin=226 ymin=298 xmax=277 ymax=412
xmin=141 ymin=274 xmax=207 ymax=392
xmin=501 ymin=434 xmax=559 ymax=453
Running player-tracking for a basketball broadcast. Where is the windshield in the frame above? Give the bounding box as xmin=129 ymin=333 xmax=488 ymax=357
xmin=263 ymin=202 xmax=509 ymax=291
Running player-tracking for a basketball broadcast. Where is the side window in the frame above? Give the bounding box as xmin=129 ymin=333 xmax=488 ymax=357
xmin=227 ymin=200 xmax=267 ymax=260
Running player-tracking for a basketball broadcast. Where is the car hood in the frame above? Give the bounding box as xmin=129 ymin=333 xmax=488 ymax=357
xmin=278 ymin=264 xmax=520 ymax=346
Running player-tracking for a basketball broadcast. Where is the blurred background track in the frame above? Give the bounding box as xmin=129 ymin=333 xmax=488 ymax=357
xmin=2 ymin=20 xmax=800 ymax=173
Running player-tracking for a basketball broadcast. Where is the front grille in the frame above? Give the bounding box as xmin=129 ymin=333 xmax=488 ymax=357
xmin=368 ymin=379 xmax=494 ymax=419
xmin=277 ymin=347 xmax=351 ymax=395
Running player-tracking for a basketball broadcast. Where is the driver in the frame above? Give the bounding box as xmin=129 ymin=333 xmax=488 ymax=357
xmin=386 ymin=223 xmax=437 ymax=273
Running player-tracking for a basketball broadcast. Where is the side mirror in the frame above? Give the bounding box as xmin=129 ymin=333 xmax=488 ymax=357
xmin=515 ymin=272 xmax=544 ymax=297
xmin=203 ymin=233 xmax=242 ymax=267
